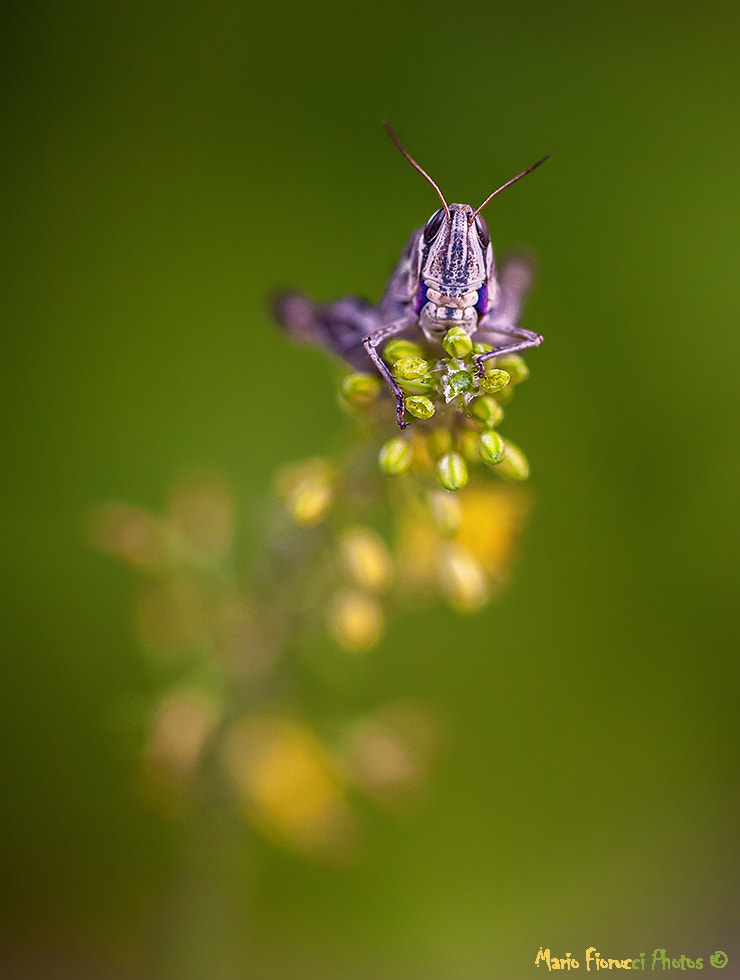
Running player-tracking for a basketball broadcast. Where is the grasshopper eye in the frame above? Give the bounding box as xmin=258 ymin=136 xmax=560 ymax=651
xmin=423 ymin=208 xmax=446 ymax=244
xmin=474 ymin=215 xmax=490 ymax=248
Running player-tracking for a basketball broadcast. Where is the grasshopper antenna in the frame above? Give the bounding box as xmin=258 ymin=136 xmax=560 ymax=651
xmin=383 ymin=120 xmax=451 ymax=222
xmin=471 ymin=156 xmax=549 ymax=223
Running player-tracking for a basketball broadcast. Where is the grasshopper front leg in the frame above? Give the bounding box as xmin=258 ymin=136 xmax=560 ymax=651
xmin=472 ymin=327 xmax=544 ymax=378
xmin=473 ymin=256 xmax=543 ymax=377
xmin=363 ymin=313 xmax=417 ymax=428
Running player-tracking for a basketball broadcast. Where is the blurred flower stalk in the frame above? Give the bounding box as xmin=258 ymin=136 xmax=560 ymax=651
xmin=90 ymin=330 xmax=534 ymax=860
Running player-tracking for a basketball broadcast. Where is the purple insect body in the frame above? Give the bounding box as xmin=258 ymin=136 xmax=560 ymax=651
xmin=274 ymin=123 xmax=547 ymax=428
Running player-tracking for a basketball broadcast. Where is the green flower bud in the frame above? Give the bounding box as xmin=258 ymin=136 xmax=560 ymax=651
xmin=479 ymin=430 xmax=505 ymax=467
xmin=494 ymin=354 xmax=529 ymax=384
xmin=340 ymin=372 xmax=382 ymax=408
xmin=479 ymin=369 xmax=510 ymax=394
xmin=448 ymin=370 xmax=474 ymax=395
xmin=384 ymin=338 xmax=425 ymax=364
xmin=406 ymin=395 xmax=435 ymax=419
xmin=472 ymin=342 xmax=493 ymax=355
xmin=397 ymin=375 xmax=437 ymax=396
xmin=436 ymin=452 xmax=468 ymax=491
xmin=442 ymin=326 xmax=473 ymax=359
xmin=378 ymin=437 xmax=412 ymax=475
xmin=470 ymin=395 xmax=504 ymax=429
xmin=393 ymin=356 xmax=431 ymax=381
xmin=498 ymin=440 xmax=530 ymax=481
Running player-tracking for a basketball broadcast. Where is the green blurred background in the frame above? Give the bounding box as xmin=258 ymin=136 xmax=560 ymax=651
xmin=3 ymin=0 xmax=740 ymax=976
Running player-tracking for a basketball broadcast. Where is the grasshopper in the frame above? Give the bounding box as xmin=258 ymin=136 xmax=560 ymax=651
xmin=274 ymin=122 xmax=547 ymax=428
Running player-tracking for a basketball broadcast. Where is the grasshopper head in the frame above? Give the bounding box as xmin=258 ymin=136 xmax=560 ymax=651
xmin=413 ymin=203 xmax=492 ymax=341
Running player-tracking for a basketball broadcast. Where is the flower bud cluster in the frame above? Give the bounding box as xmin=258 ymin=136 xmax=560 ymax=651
xmin=325 ymin=328 xmax=536 ymax=624
xmin=339 ymin=330 xmax=532 ymax=491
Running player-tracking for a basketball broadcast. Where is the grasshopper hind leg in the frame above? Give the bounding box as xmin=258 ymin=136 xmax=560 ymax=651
xmin=272 ymin=290 xmax=382 ymax=372
xmin=273 ymin=291 xmax=415 ymax=426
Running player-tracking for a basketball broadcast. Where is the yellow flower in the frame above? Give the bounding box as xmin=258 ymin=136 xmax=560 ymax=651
xmin=328 ymin=589 xmax=385 ymax=652
xmin=339 ymin=526 xmax=393 ymax=592
xmin=221 ymin=716 xmax=356 ymax=858
xmin=395 ymin=483 xmax=529 ymax=607
xmin=453 ymin=485 xmax=529 ymax=578
xmin=276 ymin=458 xmax=335 ymax=526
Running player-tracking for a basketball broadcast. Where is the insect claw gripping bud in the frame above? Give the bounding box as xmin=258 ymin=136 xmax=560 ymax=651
xmin=405 ymin=396 xmax=435 ymax=420
xmin=479 ymin=369 xmax=511 ymax=394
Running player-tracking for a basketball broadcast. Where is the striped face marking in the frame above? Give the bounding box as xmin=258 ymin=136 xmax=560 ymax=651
xmin=421 ymin=204 xmax=490 ymax=290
